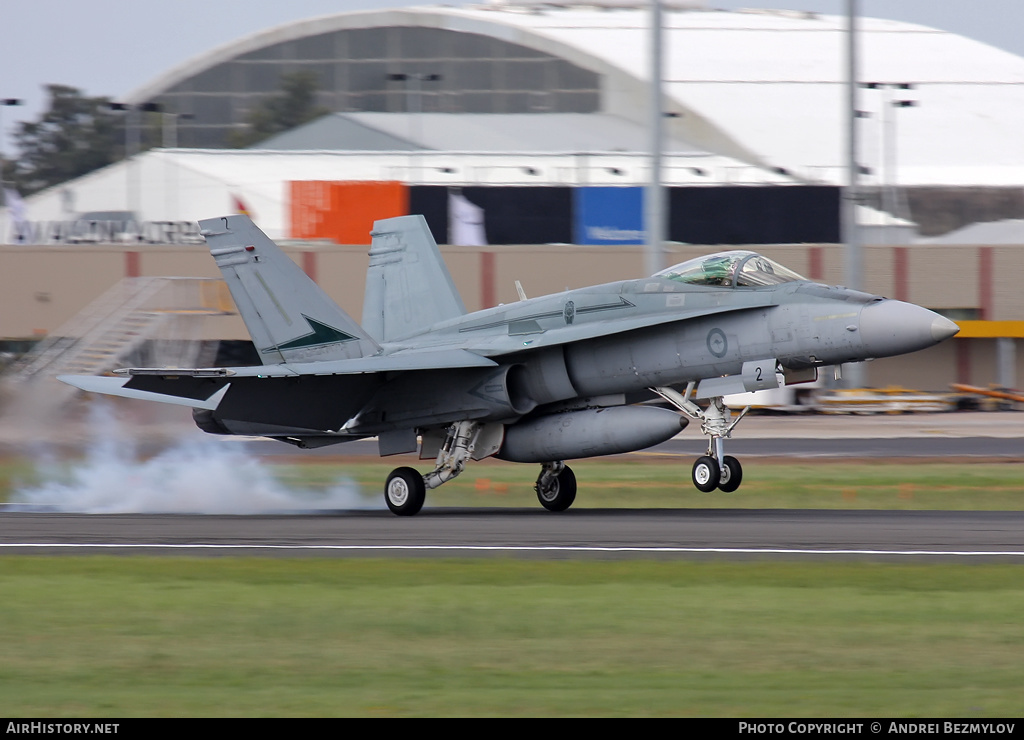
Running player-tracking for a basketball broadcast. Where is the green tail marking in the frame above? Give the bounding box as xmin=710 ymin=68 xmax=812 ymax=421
xmin=261 ymin=315 xmax=357 ymax=354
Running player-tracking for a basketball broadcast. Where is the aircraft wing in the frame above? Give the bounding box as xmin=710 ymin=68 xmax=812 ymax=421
xmin=119 ymin=347 xmax=496 ymax=377
xmin=58 ymin=348 xmax=496 ymax=410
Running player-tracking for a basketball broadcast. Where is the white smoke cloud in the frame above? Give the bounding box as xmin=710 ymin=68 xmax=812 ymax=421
xmin=11 ymin=404 xmax=376 ymax=514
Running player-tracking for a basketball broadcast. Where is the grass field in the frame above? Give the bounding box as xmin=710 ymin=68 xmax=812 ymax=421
xmin=272 ymin=456 xmax=1024 ymax=510
xmin=2 ymin=557 xmax=1024 ymax=717
xmin=3 ymin=456 xmax=1024 ymax=716
xmin=7 ymin=454 xmax=1024 ymax=510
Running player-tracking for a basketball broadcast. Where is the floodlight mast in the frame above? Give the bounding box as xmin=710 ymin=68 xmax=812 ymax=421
xmin=0 ymin=98 xmax=23 ymax=207
xmin=645 ymin=0 xmax=667 ymax=277
xmin=843 ymin=0 xmax=865 ymax=388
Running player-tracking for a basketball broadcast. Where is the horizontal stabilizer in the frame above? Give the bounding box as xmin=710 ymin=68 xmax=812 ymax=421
xmin=58 ymin=375 xmax=230 ymax=410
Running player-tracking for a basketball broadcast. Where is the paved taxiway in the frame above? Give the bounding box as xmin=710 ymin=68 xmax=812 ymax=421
xmin=3 ymin=410 xmax=1022 ymax=459
xmin=239 ymin=410 xmax=1024 ymax=459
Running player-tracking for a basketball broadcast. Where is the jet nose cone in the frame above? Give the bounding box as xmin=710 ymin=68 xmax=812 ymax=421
xmin=931 ymin=315 xmax=960 ymax=343
xmin=859 ymin=301 xmax=959 ymax=359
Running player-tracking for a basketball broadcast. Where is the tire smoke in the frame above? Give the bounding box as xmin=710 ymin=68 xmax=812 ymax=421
xmin=11 ymin=406 xmax=375 ymax=514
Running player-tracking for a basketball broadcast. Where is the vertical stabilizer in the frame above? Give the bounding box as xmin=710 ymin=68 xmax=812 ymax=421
xmin=199 ymin=215 xmax=380 ymax=365
xmin=363 ymin=215 xmax=467 ymax=342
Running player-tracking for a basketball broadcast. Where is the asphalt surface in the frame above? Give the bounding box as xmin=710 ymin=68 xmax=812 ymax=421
xmin=238 ymin=410 xmax=1024 ymax=459
xmin=2 ymin=509 xmax=1024 ymax=561
xmin=1 ymin=410 xmax=1022 ymax=561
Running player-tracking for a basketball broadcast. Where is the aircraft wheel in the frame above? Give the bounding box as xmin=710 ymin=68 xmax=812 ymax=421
xmin=385 ymin=467 xmax=426 ymax=516
xmin=536 ymin=465 xmax=577 ymax=512
xmin=692 ymin=456 xmax=720 ymax=493
xmin=718 ymin=456 xmax=743 ymax=493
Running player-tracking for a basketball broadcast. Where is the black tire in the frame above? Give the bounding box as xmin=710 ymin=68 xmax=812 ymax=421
xmin=692 ymin=455 xmax=720 ymax=493
xmin=385 ymin=466 xmax=426 ymax=516
xmin=718 ymin=455 xmax=743 ymax=493
xmin=536 ymin=465 xmax=577 ymax=512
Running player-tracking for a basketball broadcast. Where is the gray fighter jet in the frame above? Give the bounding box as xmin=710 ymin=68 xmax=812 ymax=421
xmin=60 ymin=214 xmax=959 ymax=515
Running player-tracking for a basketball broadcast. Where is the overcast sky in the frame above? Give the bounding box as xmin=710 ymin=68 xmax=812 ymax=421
xmin=2 ymin=0 xmax=1022 ymax=153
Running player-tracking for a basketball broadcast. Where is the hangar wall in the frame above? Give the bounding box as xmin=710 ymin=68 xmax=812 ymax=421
xmin=1 ymin=241 xmax=1021 ymax=392
xmin=287 ymin=181 xmax=840 ymax=246
xmin=147 ymin=23 xmax=603 ymax=148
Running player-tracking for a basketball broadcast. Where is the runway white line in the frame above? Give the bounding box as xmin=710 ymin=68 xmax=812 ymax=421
xmin=3 ymin=543 xmax=1024 ymax=556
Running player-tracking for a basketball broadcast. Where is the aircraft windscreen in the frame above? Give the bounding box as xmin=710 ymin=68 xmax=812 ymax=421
xmin=655 ymin=250 xmax=806 ymax=288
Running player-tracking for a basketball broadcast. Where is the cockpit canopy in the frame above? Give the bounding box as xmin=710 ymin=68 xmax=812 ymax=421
xmin=655 ymin=250 xmax=807 ymax=288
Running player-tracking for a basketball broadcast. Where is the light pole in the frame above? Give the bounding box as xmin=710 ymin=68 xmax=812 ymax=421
xmin=645 ymin=0 xmax=667 ymax=276
xmin=862 ymin=82 xmax=917 ymax=242
xmin=109 ymin=102 xmax=161 ymax=216
xmin=883 ymin=86 xmax=916 ymax=228
xmin=162 ymin=112 xmax=195 ymax=221
xmin=842 ymin=0 xmax=867 ymax=389
xmin=1 ymin=98 xmax=23 ymax=207
xmin=162 ymin=111 xmax=195 ymax=149
xmin=386 ymin=73 xmax=442 ymax=184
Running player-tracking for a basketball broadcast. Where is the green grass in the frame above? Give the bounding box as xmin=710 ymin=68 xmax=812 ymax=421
xmin=1 ymin=557 xmax=1023 ymax=717
xmin=6 ymin=455 xmax=1024 ymax=509
xmin=274 ymin=457 xmax=1024 ymax=510
xmin=4 ymin=456 xmax=1023 ymax=715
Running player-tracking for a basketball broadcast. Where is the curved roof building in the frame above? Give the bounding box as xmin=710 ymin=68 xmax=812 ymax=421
xmin=125 ymin=2 xmax=1024 ymax=187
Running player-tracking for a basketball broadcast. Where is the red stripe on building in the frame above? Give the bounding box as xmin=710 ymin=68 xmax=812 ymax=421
xmin=808 ymin=246 xmax=823 ymax=281
xmin=979 ymin=246 xmax=993 ymax=320
xmin=481 ymin=251 xmax=496 ymax=309
xmin=302 ymin=251 xmax=317 ymax=283
xmin=956 ymin=340 xmax=972 ymax=385
xmin=893 ymin=247 xmax=908 ymax=302
xmin=125 ymin=251 xmax=140 ymax=278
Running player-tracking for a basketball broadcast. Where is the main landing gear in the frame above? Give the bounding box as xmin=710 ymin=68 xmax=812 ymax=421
xmin=383 ymin=420 xmax=578 ymax=516
xmin=535 ymin=461 xmax=576 ymax=512
xmin=652 ymin=385 xmax=749 ymax=494
xmin=384 ymin=466 xmax=426 ymax=516
xmin=384 ymin=420 xmax=479 ymax=516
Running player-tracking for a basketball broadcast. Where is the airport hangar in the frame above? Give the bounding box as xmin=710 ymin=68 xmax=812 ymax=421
xmin=4 ymin=2 xmax=1024 ymax=393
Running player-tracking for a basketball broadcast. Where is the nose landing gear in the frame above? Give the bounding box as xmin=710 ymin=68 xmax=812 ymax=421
xmin=652 ymin=384 xmax=749 ymax=493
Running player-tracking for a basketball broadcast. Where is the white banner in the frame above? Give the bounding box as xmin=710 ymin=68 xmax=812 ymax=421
xmin=3 ymin=188 xmax=28 ymax=243
xmin=448 ymin=191 xmax=487 ymax=246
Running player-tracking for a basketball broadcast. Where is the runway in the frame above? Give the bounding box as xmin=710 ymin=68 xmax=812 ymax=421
xmin=3 ymin=509 xmax=1024 ymax=561
xmin=1 ymin=411 xmax=1022 ymax=561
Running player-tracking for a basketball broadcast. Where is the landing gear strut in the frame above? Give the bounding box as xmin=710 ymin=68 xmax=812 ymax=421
xmin=383 ymin=421 xmax=579 ymax=515
xmin=384 ymin=420 xmax=482 ymax=516
xmin=652 ymin=385 xmax=748 ymax=493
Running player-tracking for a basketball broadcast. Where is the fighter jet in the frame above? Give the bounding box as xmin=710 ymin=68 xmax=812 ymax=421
xmin=60 ymin=214 xmax=959 ymax=515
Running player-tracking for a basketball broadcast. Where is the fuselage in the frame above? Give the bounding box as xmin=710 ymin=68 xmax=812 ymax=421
xmin=344 ymin=268 xmax=957 ymax=434
xmin=187 ymin=250 xmax=958 ymax=442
